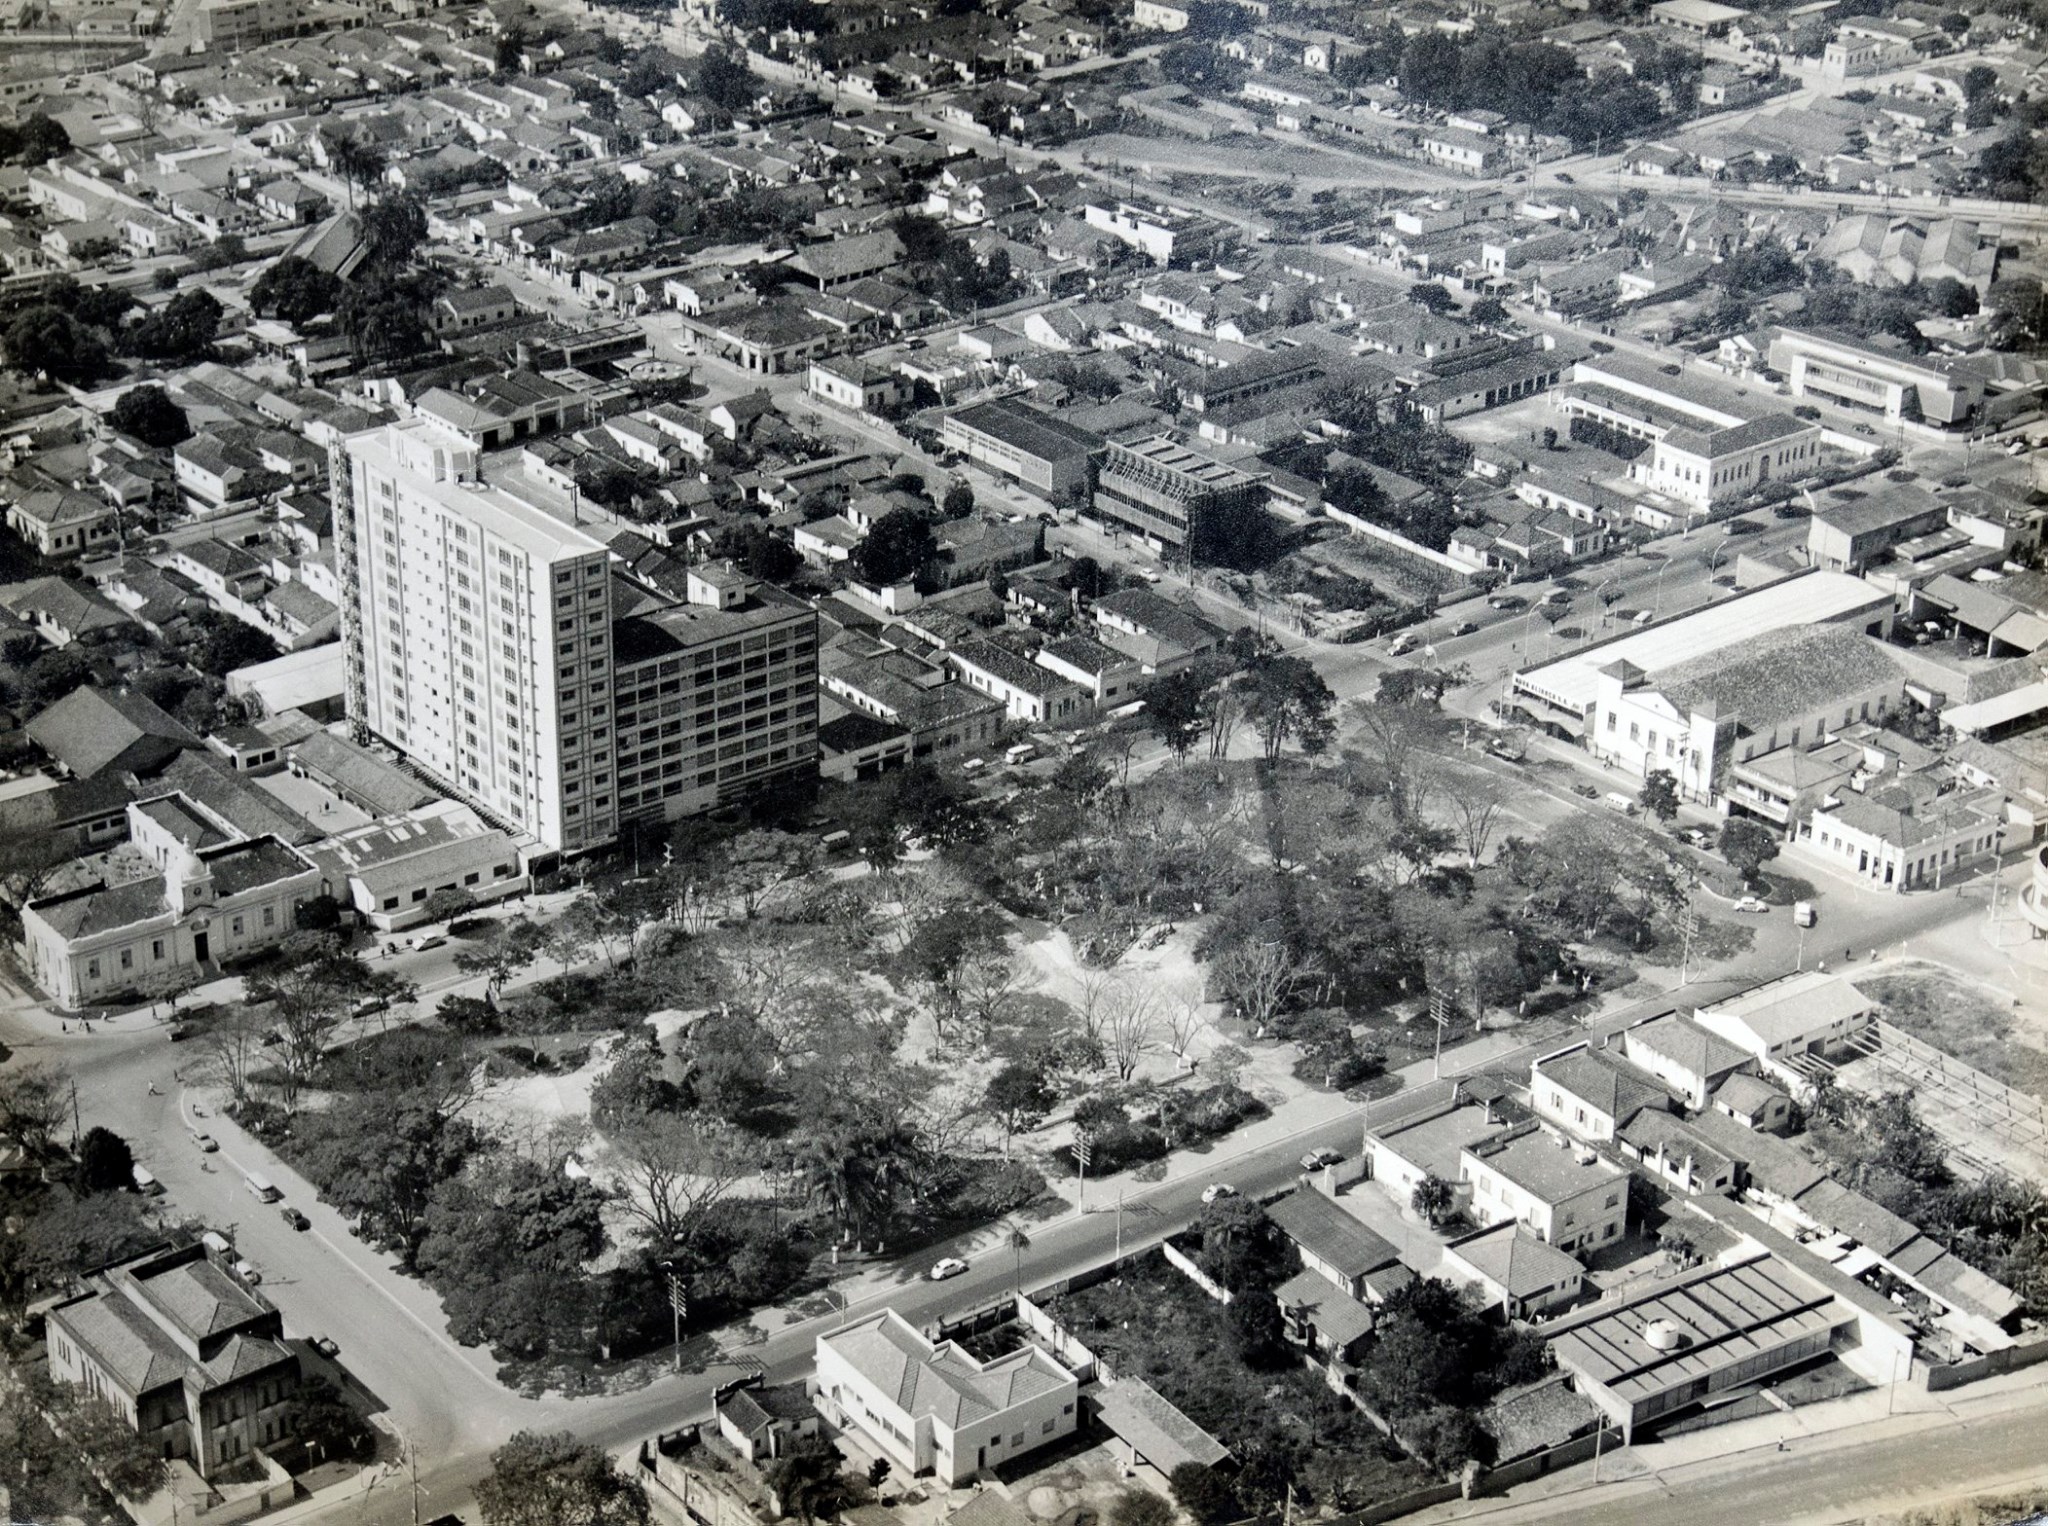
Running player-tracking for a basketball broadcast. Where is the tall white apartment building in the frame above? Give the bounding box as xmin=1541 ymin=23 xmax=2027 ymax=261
xmin=333 ymin=418 xmax=620 ymax=859
xmin=334 ymin=418 xmax=821 ymax=862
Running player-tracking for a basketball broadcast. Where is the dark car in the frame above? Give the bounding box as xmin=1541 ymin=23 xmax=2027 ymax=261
xmin=1555 ymin=171 xmax=1575 ymax=183
xmin=1571 ymin=782 xmax=1601 ymax=800
xmin=1488 ymin=593 xmax=1527 ymax=611
xmin=1448 ymin=620 xmax=1479 ymax=636
xmin=280 ymin=1207 xmax=310 ymax=1231
xmin=1658 ymin=363 xmax=1682 ymax=376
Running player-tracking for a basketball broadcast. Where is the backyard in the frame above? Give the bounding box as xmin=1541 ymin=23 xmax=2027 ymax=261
xmin=1042 ymin=1251 xmax=1437 ymax=1516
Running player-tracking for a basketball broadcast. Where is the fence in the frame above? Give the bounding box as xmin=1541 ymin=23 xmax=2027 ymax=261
xmin=1159 ymin=1239 xmax=1234 ymax=1304
xmin=1321 ymin=505 xmax=1478 ymax=581
xmin=1016 ymin=1291 xmax=1105 ymax=1381
xmin=1926 ymin=1334 xmax=2048 ymax=1392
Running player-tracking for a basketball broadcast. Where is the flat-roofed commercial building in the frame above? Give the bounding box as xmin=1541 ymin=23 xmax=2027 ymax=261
xmin=939 ymin=398 xmax=1104 ymax=504
xmin=1093 ymin=434 xmax=1268 ymax=556
xmin=607 ymin=567 xmax=818 ymax=828
xmin=1768 ymin=327 xmax=1984 ymax=427
xmin=1547 ymin=1253 xmax=1861 ymax=1440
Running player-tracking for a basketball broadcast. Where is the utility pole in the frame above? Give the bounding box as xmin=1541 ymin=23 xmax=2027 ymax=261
xmin=659 ymin=1260 xmax=687 ymax=1374
xmin=1074 ymin=1134 xmax=1092 ymax=1209
xmin=1677 ymin=904 xmax=1700 ymax=986
xmin=1429 ymin=989 xmax=1451 ymax=1080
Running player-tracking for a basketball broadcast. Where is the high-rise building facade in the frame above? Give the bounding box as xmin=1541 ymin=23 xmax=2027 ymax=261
xmin=333 ymin=419 xmax=819 ymax=860
xmin=334 ymin=418 xmax=619 ymax=858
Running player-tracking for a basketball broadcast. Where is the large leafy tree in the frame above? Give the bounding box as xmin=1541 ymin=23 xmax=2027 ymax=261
xmin=110 ymin=383 xmax=191 ymax=448
xmin=850 ymin=505 xmax=936 ymax=588
xmin=76 ymin=1126 xmax=134 ymax=1194
xmin=250 ymin=255 xmax=344 ymax=323
xmin=3 ymin=304 xmax=112 ymax=385
xmin=127 ymin=289 xmax=221 ymax=363
xmin=477 ymin=1432 xmax=650 ymax=1526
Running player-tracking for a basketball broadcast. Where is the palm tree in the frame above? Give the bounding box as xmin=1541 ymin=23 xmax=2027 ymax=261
xmin=1411 ymin=1174 xmax=1454 ymax=1227
xmin=1008 ymin=1223 xmax=1031 ymax=1294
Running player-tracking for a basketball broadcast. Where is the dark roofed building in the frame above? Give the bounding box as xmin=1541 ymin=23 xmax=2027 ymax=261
xmin=1265 ymin=1189 xmax=1404 ymax=1301
xmin=27 ymin=687 xmax=202 ymax=780
xmin=47 ymin=1243 xmax=302 ymax=1480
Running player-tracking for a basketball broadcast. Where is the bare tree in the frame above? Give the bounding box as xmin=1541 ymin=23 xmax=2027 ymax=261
xmin=1102 ymin=978 xmax=1161 ymax=1082
xmin=202 ymin=1009 xmax=268 ymax=1108
xmin=910 ymin=1070 xmax=985 ymax=1158
xmin=1165 ymin=986 xmax=1207 ymax=1068
xmin=958 ymin=953 xmax=1037 ymax=1045
xmin=608 ymin=1115 xmax=748 ymax=1252
xmin=1073 ymin=967 xmax=1118 ymax=1044
xmin=1442 ymin=770 xmax=1509 ymax=866
xmin=1215 ymin=940 xmax=1316 ymax=1037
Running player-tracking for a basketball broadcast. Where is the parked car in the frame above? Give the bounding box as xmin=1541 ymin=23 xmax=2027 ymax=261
xmin=192 ymin=1133 xmax=218 ymax=1153
xmin=410 ymin=933 xmax=447 ymax=952
xmin=1388 ymin=633 xmax=1417 ymax=656
xmin=1555 ymin=171 xmax=1576 ymax=183
xmin=929 ymin=1257 xmax=969 ymax=1281
xmin=233 ymin=1259 xmax=262 ymax=1285
xmin=1793 ymin=901 xmax=1817 ymax=927
xmin=1300 ymin=1147 xmax=1343 ymax=1171
xmin=280 ymin=1207 xmax=310 ymax=1231
xmin=1853 ymin=422 xmax=1877 ymax=436
xmin=1201 ymin=1183 xmax=1237 ymax=1204
xmin=1734 ymin=895 xmax=1770 ymax=913
xmin=1448 ymin=620 xmax=1479 ymax=636
xmin=1571 ymin=782 xmax=1601 ymax=800
xmin=313 ymin=1336 xmax=341 ymax=1359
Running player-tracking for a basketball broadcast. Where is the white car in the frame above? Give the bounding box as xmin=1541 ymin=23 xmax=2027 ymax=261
xmin=1201 ymin=1183 xmax=1236 ymax=1204
xmin=929 ymin=1257 xmax=969 ymax=1281
xmin=1734 ymin=895 xmax=1770 ymax=913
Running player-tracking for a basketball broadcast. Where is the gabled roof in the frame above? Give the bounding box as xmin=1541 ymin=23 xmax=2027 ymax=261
xmin=1535 ymin=1048 xmax=1670 ymax=1125
xmin=1623 ymin=1011 xmax=1753 ymax=1082
xmin=26 ymin=687 xmax=200 ymax=780
xmin=1266 ymin=1189 xmax=1401 ymax=1278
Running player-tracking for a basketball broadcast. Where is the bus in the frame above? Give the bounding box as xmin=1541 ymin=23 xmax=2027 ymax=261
xmin=245 ymin=1172 xmax=281 ymax=1203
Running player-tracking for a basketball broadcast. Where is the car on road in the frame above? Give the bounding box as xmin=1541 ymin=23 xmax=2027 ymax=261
xmin=1388 ymin=632 xmax=1417 ymax=656
xmin=1447 ymin=620 xmax=1478 ymax=636
xmin=929 ymin=1257 xmax=969 ymax=1280
xmin=1734 ymin=896 xmax=1770 ymax=913
xmin=1679 ymin=827 xmax=1714 ymax=848
xmin=280 ymin=1207 xmax=310 ymax=1231
xmin=312 ymin=1336 xmax=341 ymax=1359
xmin=1571 ymin=782 xmax=1601 ymax=799
xmin=1300 ymin=1147 xmax=1343 ymax=1171
xmin=192 ymin=1133 xmax=218 ymax=1152
xmin=233 ymin=1259 xmax=262 ymax=1285
xmin=410 ymin=933 xmax=447 ymax=952
xmin=1794 ymin=901 xmax=1817 ymax=927
xmin=1201 ymin=1183 xmax=1237 ymax=1204
xmin=1555 ymin=171 xmax=1575 ymax=183
xmin=1853 ymin=422 xmax=1877 ymax=436
xmin=1487 ymin=594 xmax=1526 ymax=611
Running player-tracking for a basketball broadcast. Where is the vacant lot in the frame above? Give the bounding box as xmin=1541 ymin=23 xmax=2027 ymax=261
xmin=1861 ymin=968 xmax=2048 ymax=1101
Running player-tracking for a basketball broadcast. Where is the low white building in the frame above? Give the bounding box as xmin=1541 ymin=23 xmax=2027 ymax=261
xmin=1694 ymin=972 xmax=1877 ymax=1093
xmin=21 ymin=793 xmax=320 ymax=1009
xmin=302 ymin=799 xmax=528 ymax=933
xmin=813 ymin=1310 xmax=1078 ymax=1486
xmin=1459 ymin=1126 xmax=1630 ymax=1256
